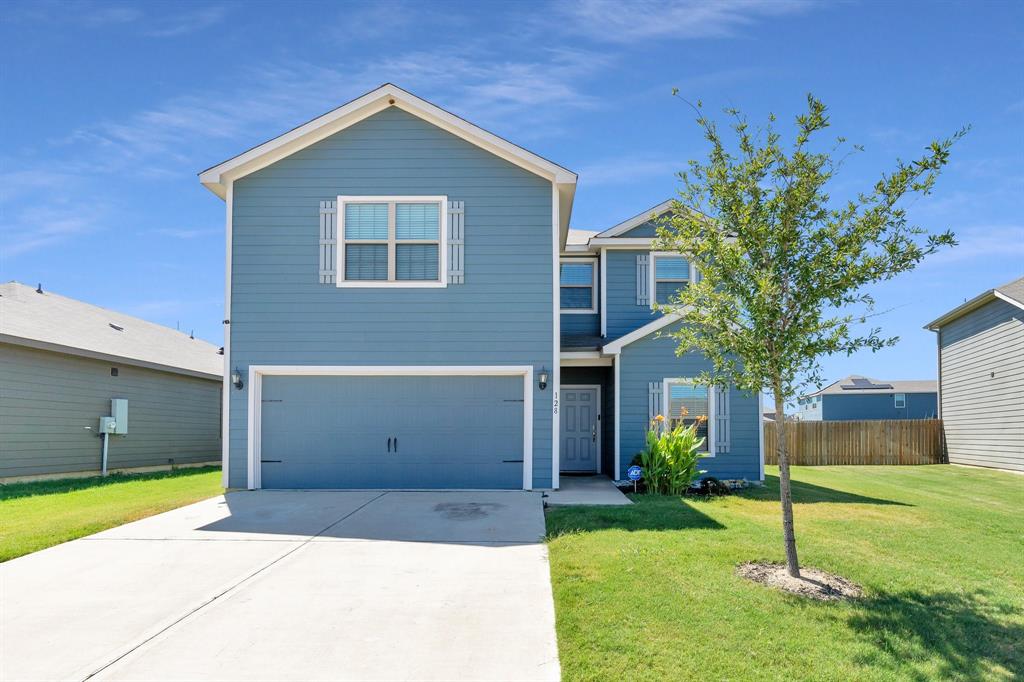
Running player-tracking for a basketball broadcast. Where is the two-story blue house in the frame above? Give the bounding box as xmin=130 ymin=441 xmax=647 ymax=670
xmin=200 ymin=84 xmax=763 ymax=491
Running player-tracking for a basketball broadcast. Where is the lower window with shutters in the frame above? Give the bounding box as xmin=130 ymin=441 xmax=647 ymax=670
xmin=662 ymin=378 xmax=713 ymax=454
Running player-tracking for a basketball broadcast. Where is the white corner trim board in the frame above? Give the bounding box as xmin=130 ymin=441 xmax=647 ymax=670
xmin=551 ymin=183 xmax=562 ymax=490
xmin=221 ymin=181 xmax=233 ymax=488
xmin=246 ymin=365 xmax=535 ymax=491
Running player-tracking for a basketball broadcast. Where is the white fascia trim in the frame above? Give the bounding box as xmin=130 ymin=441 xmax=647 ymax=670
xmin=994 ymin=291 xmax=1024 ymax=311
xmin=245 ymin=365 xmax=535 ymax=491
xmin=613 ymin=354 xmax=621 ymax=481
xmin=587 ymin=237 xmax=654 ymax=248
xmin=552 ymin=184 xmax=561 ymax=490
xmin=758 ymin=391 xmax=766 ymax=481
xmin=600 ymin=247 xmax=608 ymax=337
xmin=663 ymin=377 xmax=716 ymax=458
xmin=559 ymin=256 xmax=598 ymax=314
xmin=561 ymin=356 xmax=614 ymax=367
xmin=336 ymin=196 xmax=448 ymax=288
xmin=601 ymin=311 xmax=684 ymax=354
xmin=199 ymin=83 xmax=577 ymax=191
xmin=562 ymin=384 xmax=602 ymax=475
xmin=649 ymin=251 xmax=696 ymax=311
xmin=593 ymin=199 xmax=674 ymax=238
xmin=561 ymin=243 xmax=594 ymax=254
xmin=222 ymin=181 xmax=233 ymax=488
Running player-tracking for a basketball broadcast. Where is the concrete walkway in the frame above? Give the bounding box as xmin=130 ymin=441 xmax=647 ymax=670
xmin=1 ymin=491 xmax=559 ymax=681
xmin=545 ymin=475 xmax=633 ymax=506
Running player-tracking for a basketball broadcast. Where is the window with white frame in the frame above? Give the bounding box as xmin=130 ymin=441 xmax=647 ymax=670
xmin=894 ymin=393 xmax=906 ymax=409
xmin=338 ymin=196 xmax=446 ymax=286
xmin=652 ymin=254 xmax=691 ymax=305
xmin=560 ymin=259 xmax=596 ymax=313
xmin=664 ymin=378 xmax=713 ymax=453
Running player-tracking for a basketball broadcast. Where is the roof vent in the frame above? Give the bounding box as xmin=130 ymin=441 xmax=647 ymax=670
xmin=36 ymin=283 xmax=43 ymax=294
xmin=109 ymin=323 xmax=124 ymax=332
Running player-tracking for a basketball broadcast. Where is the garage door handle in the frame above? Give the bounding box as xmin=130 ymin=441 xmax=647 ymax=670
xmin=387 ymin=437 xmax=392 ymax=453
xmin=394 ymin=437 xmax=398 ymax=452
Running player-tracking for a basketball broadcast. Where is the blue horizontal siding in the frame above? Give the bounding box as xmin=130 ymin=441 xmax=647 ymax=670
xmin=228 ymin=107 xmax=554 ymax=489
xmin=606 ymin=249 xmax=660 ymax=339
xmin=618 ymin=328 xmax=761 ymax=481
xmin=822 ymin=392 xmax=938 ymax=421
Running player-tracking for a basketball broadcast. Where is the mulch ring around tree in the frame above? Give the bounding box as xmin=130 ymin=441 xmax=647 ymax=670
xmin=736 ymin=562 xmax=863 ymax=601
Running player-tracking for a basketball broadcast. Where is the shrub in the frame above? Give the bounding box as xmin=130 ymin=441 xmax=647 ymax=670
xmin=638 ymin=413 xmax=708 ymax=495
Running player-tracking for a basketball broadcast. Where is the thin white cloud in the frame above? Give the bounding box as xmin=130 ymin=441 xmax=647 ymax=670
xmin=1 ymin=203 xmax=107 ymax=257
xmin=144 ymin=6 xmax=228 ymax=38
xmin=578 ymin=156 xmax=682 ymax=186
xmin=922 ymin=224 xmax=1024 ymax=266
xmin=558 ymin=0 xmax=815 ymax=43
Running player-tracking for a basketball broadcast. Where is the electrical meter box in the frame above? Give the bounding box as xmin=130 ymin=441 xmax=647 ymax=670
xmin=110 ymin=398 xmax=128 ymax=434
xmin=99 ymin=416 xmax=117 ymax=434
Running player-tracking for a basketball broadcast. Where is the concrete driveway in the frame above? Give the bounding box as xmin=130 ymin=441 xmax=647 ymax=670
xmin=1 ymin=490 xmax=559 ymax=681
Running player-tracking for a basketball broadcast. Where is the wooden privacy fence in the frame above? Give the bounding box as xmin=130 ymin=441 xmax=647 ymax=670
xmin=764 ymin=419 xmax=945 ymax=466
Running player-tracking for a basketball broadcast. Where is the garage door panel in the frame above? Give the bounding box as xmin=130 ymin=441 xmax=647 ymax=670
xmin=259 ymin=375 xmax=524 ymax=489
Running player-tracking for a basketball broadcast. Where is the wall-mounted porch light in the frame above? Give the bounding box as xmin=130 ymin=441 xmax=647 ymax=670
xmin=538 ymin=367 xmax=549 ymax=391
xmin=231 ymin=367 xmax=244 ymax=390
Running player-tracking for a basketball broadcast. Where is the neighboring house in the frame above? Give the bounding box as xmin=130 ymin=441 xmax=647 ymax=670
xmin=795 ymin=376 xmax=938 ymax=421
xmin=199 ymin=83 xmax=763 ymax=491
xmin=0 ymin=282 xmax=222 ymax=481
xmin=925 ymin=276 xmax=1024 ymax=472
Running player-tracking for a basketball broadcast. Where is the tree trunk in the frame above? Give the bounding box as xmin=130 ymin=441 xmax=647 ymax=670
xmin=774 ymin=391 xmax=800 ymax=578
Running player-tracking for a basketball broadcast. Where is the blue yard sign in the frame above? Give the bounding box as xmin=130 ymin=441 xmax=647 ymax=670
xmin=627 ymin=465 xmax=643 ymax=481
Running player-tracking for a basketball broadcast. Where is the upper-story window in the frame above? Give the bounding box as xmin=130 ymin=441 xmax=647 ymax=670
xmin=651 ymin=253 xmax=693 ymax=306
xmin=560 ymin=258 xmax=597 ymax=314
xmin=337 ymin=196 xmax=447 ymax=288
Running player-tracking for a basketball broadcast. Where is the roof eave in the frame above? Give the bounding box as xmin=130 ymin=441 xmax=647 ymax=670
xmin=198 ymin=84 xmax=578 ymax=211
xmin=924 ymin=290 xmax=997 ymax=330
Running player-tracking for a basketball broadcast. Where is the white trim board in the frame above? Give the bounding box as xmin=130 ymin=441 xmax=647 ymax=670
xmin=221 ymin=181 xmax=234 ymax=488
xmin=601 ymin=312 xmax=685 ymax=354
xmin=551 ymin=184 xmax=562 ymax=490
xmin=593 ymin=199 xmax=674 ymax=238
xmin=198 ymin=83 xmax=576 ymax=236
xmin=560 ymin=384 xmax=603 ymax=475
xmin=245 ymin=365 xmax=535 ymax=491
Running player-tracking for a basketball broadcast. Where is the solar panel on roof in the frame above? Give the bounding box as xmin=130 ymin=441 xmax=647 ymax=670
xmin=841 ymin=378 xmax=893 ymax=390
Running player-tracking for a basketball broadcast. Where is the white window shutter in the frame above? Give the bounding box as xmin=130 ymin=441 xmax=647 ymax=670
xmin=447 ymin=200 xmax=464 ymax=284
xmin=715 ymin=385 xmax=731 ymax=453
xmin=648 ymin=381 xmax=663 ymax=423
xmin=319 ymin=200 xmax=337 ymax=284
xmin=636 ymin=254 xmax=649 ymax=305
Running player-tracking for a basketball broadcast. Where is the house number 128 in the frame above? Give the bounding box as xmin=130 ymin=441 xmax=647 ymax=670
xmin=552 ymin=391 xmax=558 ymax=415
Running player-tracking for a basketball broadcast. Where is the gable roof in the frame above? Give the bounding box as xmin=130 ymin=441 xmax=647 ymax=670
xmin=803 ymin=375 xmax=937 ymax=398
xmin=0 ymin=282 xmax=222 ymax=380
xmin=198 ymin=83 xmax=577 ymax=238
xmin=925 ymin=276 xmax=1024 ymax=330
xmin=593 ymin=199 xmax=674 ymax=239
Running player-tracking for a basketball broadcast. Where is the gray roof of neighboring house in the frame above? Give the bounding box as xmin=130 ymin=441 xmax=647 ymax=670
xmin=0 ymin=281 xmax=222 ymax=380
xmin=566 ymin=229 xmax=597 ymax=245
xmin=804 ymin=375 xmax=937 ymax=398
xmin=925 ymin=276 xmax=1024 ymax=330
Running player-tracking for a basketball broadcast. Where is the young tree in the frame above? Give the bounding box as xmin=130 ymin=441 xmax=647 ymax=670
xmin=656 ymin=94 xmax=963 ymax=578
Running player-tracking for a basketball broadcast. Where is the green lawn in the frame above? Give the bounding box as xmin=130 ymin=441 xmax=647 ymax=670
xmin=0 ymin=467 xmax=222 ymax=562
xmin=546 ymin=465 xmax=1024 ymax=681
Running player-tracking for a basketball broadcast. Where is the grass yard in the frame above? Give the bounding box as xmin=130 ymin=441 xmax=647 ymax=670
xmin=547 ymin=465 xmax=1024 ymax=681
xmin=0 ymin=466 xmax=222 ymax=562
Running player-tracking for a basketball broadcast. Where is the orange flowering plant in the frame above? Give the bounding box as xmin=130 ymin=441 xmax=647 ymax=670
xmin=637 ymin=406 xmax=707 ymax=495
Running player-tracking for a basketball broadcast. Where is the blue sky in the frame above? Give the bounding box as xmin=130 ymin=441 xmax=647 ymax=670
xmin=2 ymin=0 xmax=1022 ymax=392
